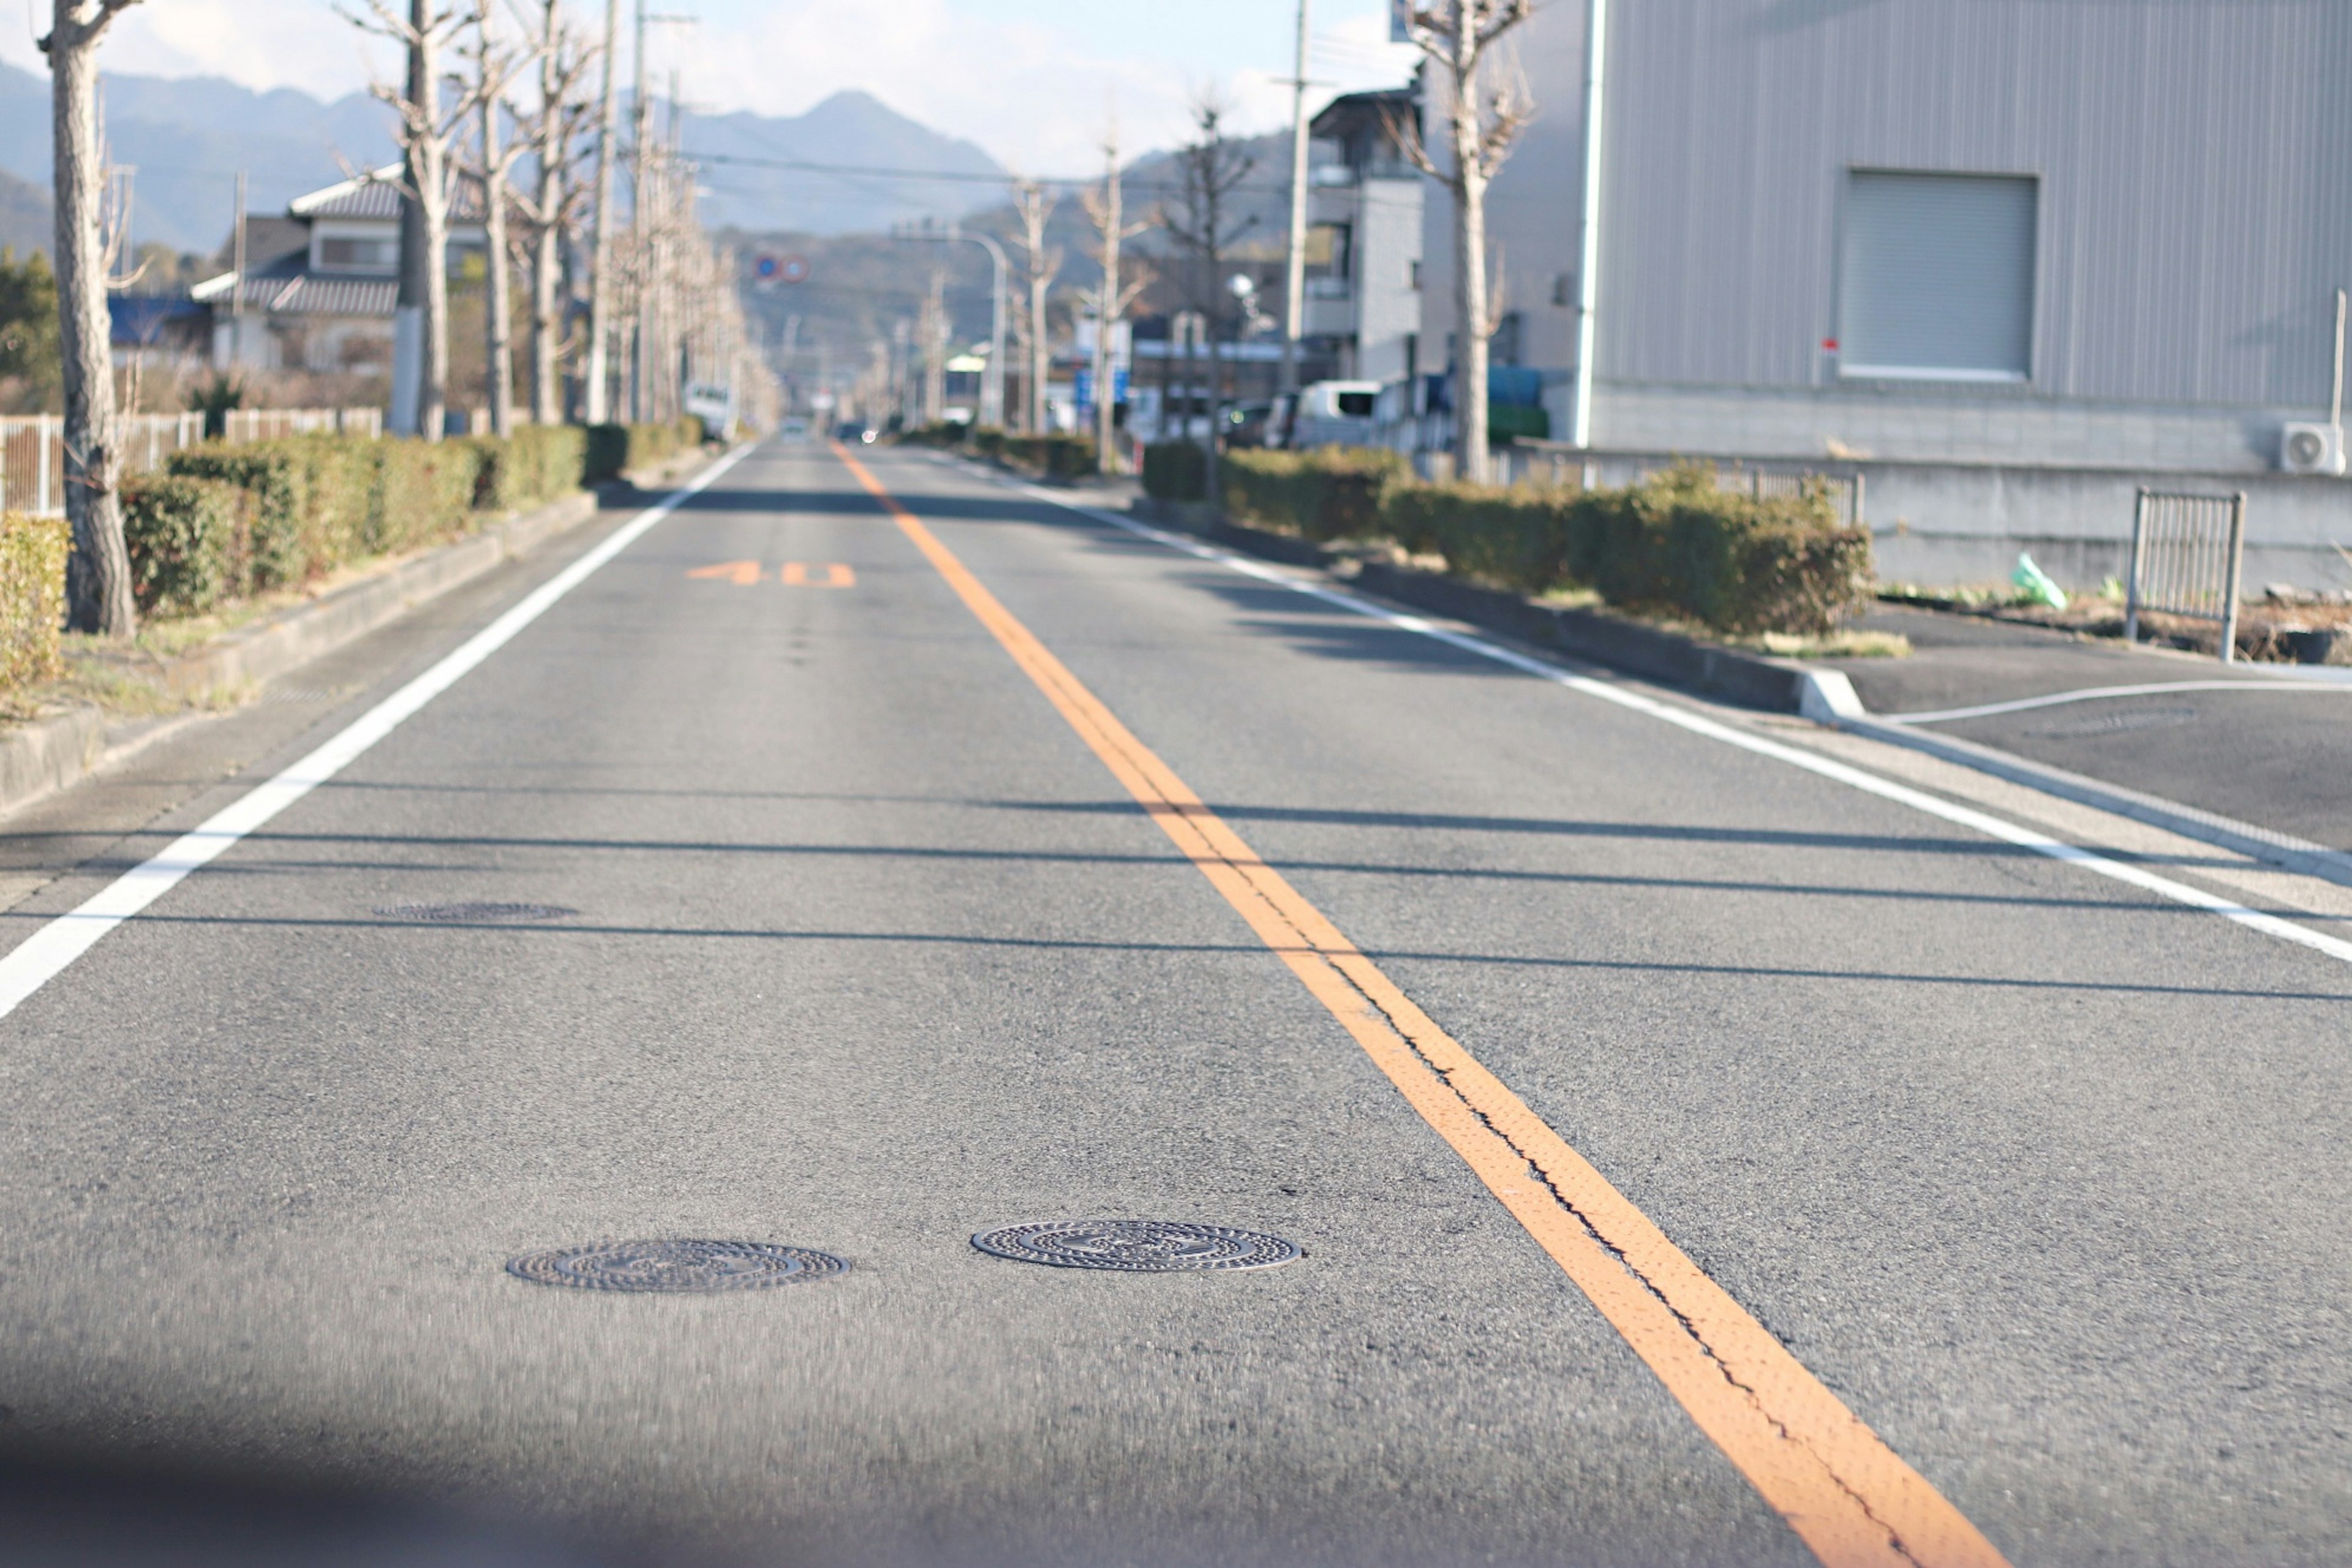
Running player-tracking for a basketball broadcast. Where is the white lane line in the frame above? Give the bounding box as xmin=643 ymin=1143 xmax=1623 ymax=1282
xmin=1888 ymin=679 xmax=2352 ymax=726
xmin=0 ymin=445 xmax=755 ymax=1021
xmin=953 ymin=462 xmax=2352 ymax=970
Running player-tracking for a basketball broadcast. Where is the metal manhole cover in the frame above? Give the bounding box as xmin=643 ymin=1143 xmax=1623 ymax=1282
xmin=375 ymin=902 xmax=579 ymax=923
xmin=2031 ymin=706 xmax=2198 ymax=739
xmin=506 ymin=1238 xmax=848 ymax=1292
xmin=971 ymin=1219 xmax=1301 ymax=1273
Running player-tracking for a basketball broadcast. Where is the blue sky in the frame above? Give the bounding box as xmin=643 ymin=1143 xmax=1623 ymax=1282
xmin=1 ymin=1 xmax=1420 ymax=171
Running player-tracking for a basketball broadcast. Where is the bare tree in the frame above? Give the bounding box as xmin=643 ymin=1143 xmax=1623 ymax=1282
xmin=1007 ymin=176 xmax=1061 ymax=434
xmin=1080 ymin=128 xmax=1150 ymax=473
xmin=40 ymin=0 xmax=143 ymax=636
xmin=1394 ymin=1 xmax=1534 ymax=484
xmin=507 ymin=0 xmax=600 ymax=425
xmin=346 ymin=0 xmax=469 ymax=442
xmin=1158 ymin=93 xmax=1256 ymax=466
xmin=458 ymin=0 xmax=535 ymax=435
xmin=581 ymin=0 xmax=620 ymax=423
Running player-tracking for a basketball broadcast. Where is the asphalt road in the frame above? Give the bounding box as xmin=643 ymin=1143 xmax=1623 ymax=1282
xmin=1 ymin=440 xmax=2346 ymax=1567
xmin=1833 ymin=605 xmax=2352 ymax=851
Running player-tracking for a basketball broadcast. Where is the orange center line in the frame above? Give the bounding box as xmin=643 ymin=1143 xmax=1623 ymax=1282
xmin=829 ymin=442 xmax=2010 ymax=1568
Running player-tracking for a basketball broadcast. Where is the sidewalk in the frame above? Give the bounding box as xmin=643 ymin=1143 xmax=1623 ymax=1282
xmin=1822 ymin=603 xmax=2352 ymax=853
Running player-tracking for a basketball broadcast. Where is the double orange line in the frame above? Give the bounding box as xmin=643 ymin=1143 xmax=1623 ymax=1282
xmin=835 ymin=445 xmax=2009 ymax=1568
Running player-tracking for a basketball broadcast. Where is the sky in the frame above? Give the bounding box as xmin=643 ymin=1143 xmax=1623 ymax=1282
xmin=1 ymin=1 xmax=1422 ymax=172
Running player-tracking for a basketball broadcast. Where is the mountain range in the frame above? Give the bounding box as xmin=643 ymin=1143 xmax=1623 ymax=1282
xmin=0 ymin=61 xmax=1004 ymax=254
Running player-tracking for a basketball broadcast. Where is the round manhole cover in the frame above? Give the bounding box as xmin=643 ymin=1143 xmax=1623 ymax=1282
xmin=971 ymin=1219 xmax=1300 ymax=1273
xmin=375 ymin=902 xmax=579 ymax=923
xmin=506 ymin=1238 xmax=848 ymax=1292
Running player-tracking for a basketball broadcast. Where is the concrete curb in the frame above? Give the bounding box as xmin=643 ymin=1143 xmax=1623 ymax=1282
xmin=0 ymin=467 xmax=672 ymax=823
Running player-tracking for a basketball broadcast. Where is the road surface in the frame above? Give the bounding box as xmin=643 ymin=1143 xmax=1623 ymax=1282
xmin=0 ymin=439 xmax=2344 ymax=1567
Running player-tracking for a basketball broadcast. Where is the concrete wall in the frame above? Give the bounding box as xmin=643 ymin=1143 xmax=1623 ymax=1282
xmin=1577 ymin=447 xmax=2352 ymax=594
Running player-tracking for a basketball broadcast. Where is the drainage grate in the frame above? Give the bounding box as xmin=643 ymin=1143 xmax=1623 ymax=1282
xmin=971 ymin=1219 xmax=1300 ymax=1273
xmin=506 ymin=1238 xmax=848 ymax=1292
xmin=375 ymin=902 xmax=579 ymax=923
xmin=2031 ymin=706 xmax=2199 ymax=739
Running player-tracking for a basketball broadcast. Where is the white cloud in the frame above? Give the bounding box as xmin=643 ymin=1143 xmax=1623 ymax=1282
xmin=0 ymin=1 xmax=384 ymax=98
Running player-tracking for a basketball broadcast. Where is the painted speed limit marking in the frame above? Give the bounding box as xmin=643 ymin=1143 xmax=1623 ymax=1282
xmin=685 ymin=562 xmax=856 ymax=587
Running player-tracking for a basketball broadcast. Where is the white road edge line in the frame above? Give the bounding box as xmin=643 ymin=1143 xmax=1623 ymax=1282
xmin=0 ymin=445 xmax=755 ymax=1021
xmin=1887 ymin=679 xmax=2352 ymax=726
xmin=959 ymin=460 xmax=2352 ymax=970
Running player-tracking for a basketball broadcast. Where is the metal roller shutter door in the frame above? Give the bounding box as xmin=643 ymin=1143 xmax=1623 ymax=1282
xmin=1840 ymin=172 xmax=2037 ymax=380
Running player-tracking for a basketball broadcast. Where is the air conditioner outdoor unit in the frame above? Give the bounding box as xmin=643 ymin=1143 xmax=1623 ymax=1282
xmin=2280 ymin=421 xmax=2346 ymax=475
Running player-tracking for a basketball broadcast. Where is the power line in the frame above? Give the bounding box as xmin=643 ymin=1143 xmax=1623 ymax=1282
xmin=688 ymin=149 xmax=1297 ymax=198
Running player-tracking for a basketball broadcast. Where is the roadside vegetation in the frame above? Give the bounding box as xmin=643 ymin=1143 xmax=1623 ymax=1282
xmin=0 ymin=416 xmax=704 ymax=712
xmin=1150 ymin=444 xmax=1875 ymax=640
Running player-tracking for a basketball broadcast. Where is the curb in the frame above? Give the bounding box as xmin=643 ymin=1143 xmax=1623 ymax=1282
xmin=0 ymin=461 xmax=702 ymax=824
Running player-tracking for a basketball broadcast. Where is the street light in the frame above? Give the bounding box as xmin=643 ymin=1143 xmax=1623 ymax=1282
xmin=892 ymin=217 xmax=1008 ymax=429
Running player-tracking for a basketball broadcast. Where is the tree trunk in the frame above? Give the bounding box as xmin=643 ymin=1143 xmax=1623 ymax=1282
xmin=1450 ymin=29 xmax=1491 ymax=486
xmin=532 ymin=211 xmax=562 ymax=424
xmin=482 ymin=99 xmax=513 ymax=435
xmin=1029 ymin=271 xmax=1048 ymax=433
xmin=582 ymin=0 xmax=619 ymax=425
xmin=49 ymin=2 xmax=132 ymax=636
xmin=1095 ymin=143 xmax=1121 ymax=474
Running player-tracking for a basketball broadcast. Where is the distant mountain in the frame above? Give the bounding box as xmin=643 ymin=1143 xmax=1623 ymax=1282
xmin=0 ymin=67 xmax=1006 ymax=251
xmin=685 ymin=90 xmax=1006 ymax=235
xmin=0 ymin=166 xmax=48 ymax=256
xmin=0 ymin=61 xmax=395 ymax=254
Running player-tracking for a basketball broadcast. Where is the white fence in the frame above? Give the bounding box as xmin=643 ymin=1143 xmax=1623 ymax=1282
xmin=0 ymin=408 xmax=383 ymax=517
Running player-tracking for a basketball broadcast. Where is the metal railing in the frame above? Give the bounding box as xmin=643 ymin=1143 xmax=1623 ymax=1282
xmin=0 ymin=407 xmax=383 ymax=516
xmin=1493 ymin=448 xmax=1867 ymax=529
xmin=2125 ymin=488 xmax=2247 ymax=662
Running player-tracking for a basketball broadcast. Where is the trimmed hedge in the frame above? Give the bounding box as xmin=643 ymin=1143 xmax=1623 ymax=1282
xmin=1221 ymin=447 xmax=1410 ymax=542
xmin=0 ymin=511 xmax=69 ymax=695
xmin=1140 ymin=441 xmax=1210 ymax=502
xmin=135 ymin=420 xmax=668 ymax=621
xmin=122 ymin=475 xmax=247 ymax=616
xmin=998 ymin=432 xmax=1097 ymax=481
xmin=584 ymin=417 xmax=704 ymax=484
xmin=1213 ymin=450 xmax=1872 ymax=636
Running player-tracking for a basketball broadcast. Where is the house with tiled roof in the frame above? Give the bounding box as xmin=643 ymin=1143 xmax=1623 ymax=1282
xmin=192 ymin=167 xmax=484 ymax=374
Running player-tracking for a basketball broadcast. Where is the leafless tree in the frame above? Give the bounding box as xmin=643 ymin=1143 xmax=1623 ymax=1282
xmin=1158 ymin=92 xmax=1256 ymax=464
xmin=457 ymin=0 xmax=536 ymax=435
xmin=1007 ymin=177 xmax=1061 ymax=434
xmin=40 ymin=0 xmax=143 ymax=636
xmin=1080 ymin=128 xmax=1150 ymax=472
xmin=1393 ymin=1 xmax=1534 ymax=484
xmin=344 ymin=0 xmax=468 ymax=442
xmin=506 ymin=0 xmax=600 ymax=425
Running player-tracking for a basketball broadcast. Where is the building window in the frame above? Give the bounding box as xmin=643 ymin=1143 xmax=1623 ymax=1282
xmin=1839 ymin=170 xmax=2035 ymax=382
xmin=318 ymin=236 xmax=395 ymax=271
xmin=1491 ymin=311 xmax=1524 ymax=368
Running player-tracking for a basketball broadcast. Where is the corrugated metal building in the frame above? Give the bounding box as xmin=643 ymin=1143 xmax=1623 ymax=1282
xmin=1421 ymin=0 xmax=2352 ymax=583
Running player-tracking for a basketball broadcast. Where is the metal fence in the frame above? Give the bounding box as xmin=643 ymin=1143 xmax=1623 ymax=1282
xmin=0 ymin=407 xmax=382 ymax=517
xmin=2125 ymin=489 xmax=2247 ymax=662
xmin=1491 ymin=447 xmax=1867 ymax=529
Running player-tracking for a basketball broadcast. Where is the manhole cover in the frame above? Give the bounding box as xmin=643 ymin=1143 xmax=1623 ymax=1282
xmin=971 ymin=1219 xmax=1300 ymax=1273
xmin=2031 ymin=706 xmax=2198 ymax=739
xmin=506 ymin=1238 xmax=848 ymax=1292
xmin=375 ymin=902 xmax=579 ymax=923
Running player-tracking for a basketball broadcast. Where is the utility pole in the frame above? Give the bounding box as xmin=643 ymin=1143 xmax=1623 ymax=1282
xmin=921 ymin=262 xmax=946 ymax=424
xmin=629 ymin=0 xmax=649 ymax=423
xmin=1282 ymin=0 xmax=1312 ymax=398
xmin=584 ymin=0 xmax=620 ymax=423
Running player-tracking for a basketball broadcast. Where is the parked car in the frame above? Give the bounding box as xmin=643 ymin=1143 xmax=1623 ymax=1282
xmin=835 ymin=421 xmax=878 ymax=445
xmin=778 ymin=417 xmax=810 ymax=440
xmin=1290 ymin=380 xmax=1383 ymax=450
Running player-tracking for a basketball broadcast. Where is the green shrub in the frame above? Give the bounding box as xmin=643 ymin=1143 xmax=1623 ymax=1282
xmin=164 ymin=440 xmax=364 ymax=590
xmin=996 ymin=432 xmax=1096 ymax=480
xmin=1141 ymin=441 xmax=1210 ymax=502
xmin=1222 ymin=447 xmax=1409 ymax=541
xmin=121 ymin=475 xmax=246 ymax=615
xmin=1374 ymin=461 xmax=1873 ymax=635
xmin=582 ymin=418 xmax=703 ymax=484
xmin=459 ymin=424 xmax=587 ymax=513
xmin=0 ymin=511 xmax=68 ymax=694
xmin=368 ymin=439 xmax=479 ymax=554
